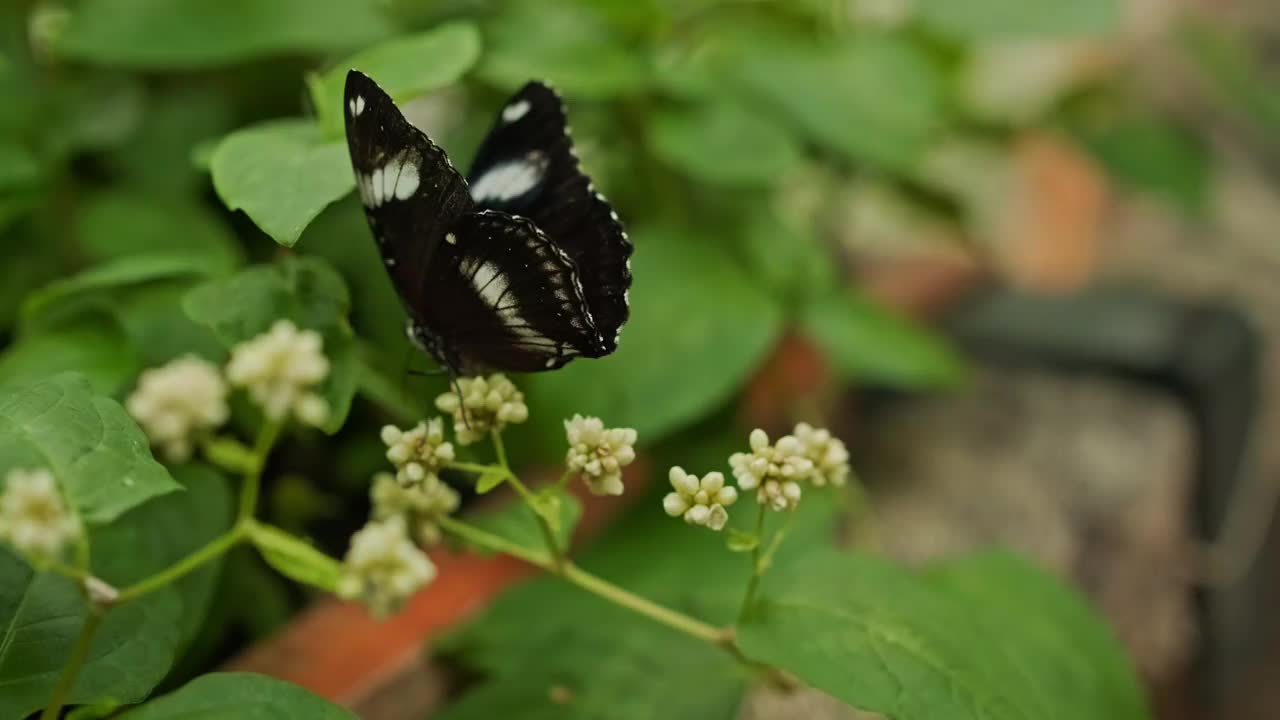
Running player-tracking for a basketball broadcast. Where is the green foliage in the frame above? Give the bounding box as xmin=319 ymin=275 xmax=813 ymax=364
xmin=246 ymin=522 xmax=343 ymax=592
xmin=915 ymin=0 xmax=1120 ymax=39
xmin=1079 ymin=116 xmax=1211 ymax=215
xmin=0 ymin=374 xmax=178 ymax=524
xmin=75 ymin=192 xmax=242 ymax=269
xmin=122 ymin=672 xmax=355 ymax=719
xmin=801 ymin=290 xmax=966 ymax=388
xmin=309 ymin=22 xmax=482 ymax=137
xmin=738 ymin=550 xmax=1148 ymax=720
xmin=209 ymin=120 xmax=353 ymax=248
xmin=0 ymin=322 xmax=141 ymax=395
xmin=59 ymin=0 xmax=394 ymax=69
xmin=0 ymin=465 xmax=232 ymax=718
xmin=184 ymin=257 xmax=357 ymax=432
xmin=21 ymin=254 xmax=220 ymax=328
xmin=649 ymin=100 xmax=800 ymax=186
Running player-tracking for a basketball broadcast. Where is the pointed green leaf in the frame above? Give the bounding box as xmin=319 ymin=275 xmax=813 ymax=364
xmin=247 ymin=522 xmax=343 ymax=591
xmin=208 ymin=119 xmax=353 ymax=247
xmin=475 ymin=468 xmax=508 ymax=495
xmin=122 ymin=672 xmax=355 ymax=719
xmin=726 ymin=528 xmax=759 ymax=553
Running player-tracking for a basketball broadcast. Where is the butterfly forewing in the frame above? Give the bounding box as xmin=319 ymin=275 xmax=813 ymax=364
xmin=343 ymin=71 xmax=472 ymax=316
xmin=468 ymin=82 xmax=632 ymax=352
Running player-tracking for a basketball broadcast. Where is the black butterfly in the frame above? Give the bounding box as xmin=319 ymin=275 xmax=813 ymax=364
xmin=342 ymin=70 xmax=632 ymax=375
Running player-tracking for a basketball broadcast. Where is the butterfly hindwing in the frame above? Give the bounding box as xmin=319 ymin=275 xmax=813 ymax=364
xmin=343 ymin=70 xmax=473 ymax=311
xmin=431 ymin=210 xmax=606 ymax=372
xmin=469 ymin=82 xmax=632 ymax=353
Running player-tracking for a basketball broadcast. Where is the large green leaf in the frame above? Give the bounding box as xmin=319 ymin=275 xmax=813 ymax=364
xmin=0 ymin=465 xmax=233 ymax=718
xmin=123 ymin=672 xmax=355 ymax=719
xmin=729 ymin=36 xmax=943 ymax=170
xmin=738 ymin=550 xmax=1148 ymax=720
xmin=208 ymin=119 xmax=353 ymax=247
xmin=800 ymin=290 xmax=966 ymax=388
xmin=648 ymin=100 xmax=800 ymax=186
xmin=0 ymin=374 xmax=178 ymax=524
xmin=521 ymin=225 xmax=783 ymax=454
xmin=183 ymin=257 xmax=357 ymax=433
xmin=916 ymin=0 xmax=1120 ymax=40
xmin=310 ymin=22 xmax=482 ymax=137
xmin=480 ymin=1 xmax=649 ymax=98
xmin=76 ymin=192 xmax=243 ymax=270
xmin=58 ymin=0 xmax=394 ymax=69
xmin=0 ymin=322 xmax=141 ymax=396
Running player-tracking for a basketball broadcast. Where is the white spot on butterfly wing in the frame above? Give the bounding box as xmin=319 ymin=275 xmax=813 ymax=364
xmin=470 ymin=262 xmax=508 ymax=308
xmin=445 ymin=232 xmax=458 ymax=245
xmin=469 ymin=158 xmax=544 ymax=203
xmin=370 ymin=167 xmax=384 ymax=206
xmin=392 ymin=159 xmax=419 ymax=200
xmin=502 ymin=100 xmax=531 ymax=123
xmin=349 ymin=96 xmax=365 ymax=117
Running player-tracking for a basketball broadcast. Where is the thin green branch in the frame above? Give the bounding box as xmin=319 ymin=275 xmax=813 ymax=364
xmin=492 ymin=430 xmax=565 ymax=568
xmin=239 ymin=419 xmax=283 ymax=522
xmin=115 ymin=525 xmax=245 ymax=603
xmin=738 ymin=502 xmax=768 ymax=623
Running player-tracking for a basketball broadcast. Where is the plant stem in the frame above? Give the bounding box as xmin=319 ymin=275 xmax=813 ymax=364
xmin=448 ymin=460 xmax=506 ymax=476
xmin=116 ymin=525 xmax=245 ymax=603
xmin=738 ymin=503 xmax=767 ymax=624
xmin=439 ymin=516 xmax=721 ymax=644
xmin=491 ymin=430 xmax=565 ymax=568
xmin=40 ymin=609 xmax=104 ymax=720
xmin=239 ymin=419 xmax=283 ymax=522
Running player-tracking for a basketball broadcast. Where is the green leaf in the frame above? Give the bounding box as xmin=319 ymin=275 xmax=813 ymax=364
xmin=58 ymin=0 xmax=394 ymax=69
xmin=0 ymin=373 xmax=178 ymax=524
xmin=67 ymin=698 xmax=123 ymax=719
xmin=0 ymin=322 xmax=141 ymax=396
xmin=466 ymin=490 xmax=582 ymax=555
xmin=76 ymin=191 xmax=243 ymax=269
xmin=726 ymin=528 xmax=759 ymax=553
xmin=739 ymin=207 xmax=838 ymax=302
xmin=916 ymin=0 xmax=1120 ymax=40
xmin=0 ymin=140 xmax=42 ymax=193
xmin=20 ymin=253 xmax=221 ymax=328
xmin=738 ymin=550 xmax=1149 ymax=720
xmin=121 ymin=672 xmax=356 ymax=719
xmin=310 ymin=22 xmax=482 ymax=137
xmin=475 ymin=468 xmax=508 ymax=495
xmin=1182 ymin=23 xmax=1280 ymax=138
xmin=729 ymin=36 xmax=943 ymax=170
xmin=247 ymin=522 xmax=343 ymax=591
xmin=521 ymin=225 xmax=783 ymax=454
xmin=208 ymin=119 xmax=353 ymax=247
xmin=649 ymin=99 xmax=800 ymax=186
xmin=184 ymin=257 xmax=357 ymax=433
xmin=480 ymin=1 xmax=649 ymax=98
xmin=1079 ymin=116 xmax=1210 ymax=215
xmin=200 ymin=437 xmax=258 ymax=476
xmin=0 ymin=465 xmax=233 ymax=718
xmin=800 ymin=290 xmax=966 ymax=388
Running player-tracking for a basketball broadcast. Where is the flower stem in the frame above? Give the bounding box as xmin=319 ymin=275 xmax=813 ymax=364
xmin=738 ymin=503 xmax=768 ymax=623
xmin=437 ymin=515 xmax=547 ymax=566
xmin=491 ymin=430 xmax=565 ymax=568
xmin=239 ymin=419 xmax=283 ymax=522
xmin=40 ymin=609 xmax=104 ymax=720
xmin=115 ymin=524 xmax=246 ymax=603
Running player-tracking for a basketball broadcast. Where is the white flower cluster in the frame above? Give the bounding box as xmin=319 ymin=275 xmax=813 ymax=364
xmin=730 ymin=429 xmax=813 ymax=512
xmin=370 ymin=471 xmax=460 ymax=546
xmin=432 ymin=376 xmax=527 ymax=443
xmin=663 ymin=424 xmax=853 ymax=529
xmin=381 ymin=419 xmax=455 ymax=486
xmin=226 ymin=319 xmax=330 ymax=426
xmin=793 ymin=422 xmax=851 ymax=488
xmin=336 ymin=516 xmax=436 ymax=618
xmin=564 ymin=414 xmax=637 ymax=496
xmin=435 ymin=374 xmax=529 ymax=445
xmin=127 ymin=355 xmax=230 ymax=462
xmin=663 ymin=467 xmax=737 ymax=531
xmin=0 ymin=468 xmax=80 ymax=561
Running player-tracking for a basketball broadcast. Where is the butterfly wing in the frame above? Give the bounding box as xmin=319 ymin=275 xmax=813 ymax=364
xmin=344 ymin=71 xmax=605 ymax=373
xmin=343 ymin=70 xmax=473 ymax=331
xmin=468 ymin=81 xmax=633 ymax=353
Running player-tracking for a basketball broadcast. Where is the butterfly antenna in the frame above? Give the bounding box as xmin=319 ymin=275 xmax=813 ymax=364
xmin=446 ymin=371 xmax=475 ymax=432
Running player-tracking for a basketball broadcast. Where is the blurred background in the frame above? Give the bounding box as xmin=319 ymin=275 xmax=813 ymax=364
xmin=3 ymin=0 xmax=1279 ymax=718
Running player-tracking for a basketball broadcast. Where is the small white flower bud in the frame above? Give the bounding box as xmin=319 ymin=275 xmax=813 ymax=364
xmin=663 ymin=467 xmax=737 ymax=531
xmin=126 ymin=355 xmax=229 ymax=462
xmin=435 ymin=374 xmax=529 ymax=445
xmin=729 ymin=429 xmax=814 ymax=511
xmin=0 ymin=468 xmax=81 ymax=562
xmin=370 ymin=471 xmax=459 ymax=547
xmin=335 ymin=516 xmax=436 ymax=617
xmin=564 ymin=415 xmax=638 ymax=497
xmin=793 ymin=422 xmax=852 ymax=487
xmin=226 ymin=320 xmax=331 ymax=427
xmin=380 ymin=418 xmax=455 ymax=487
